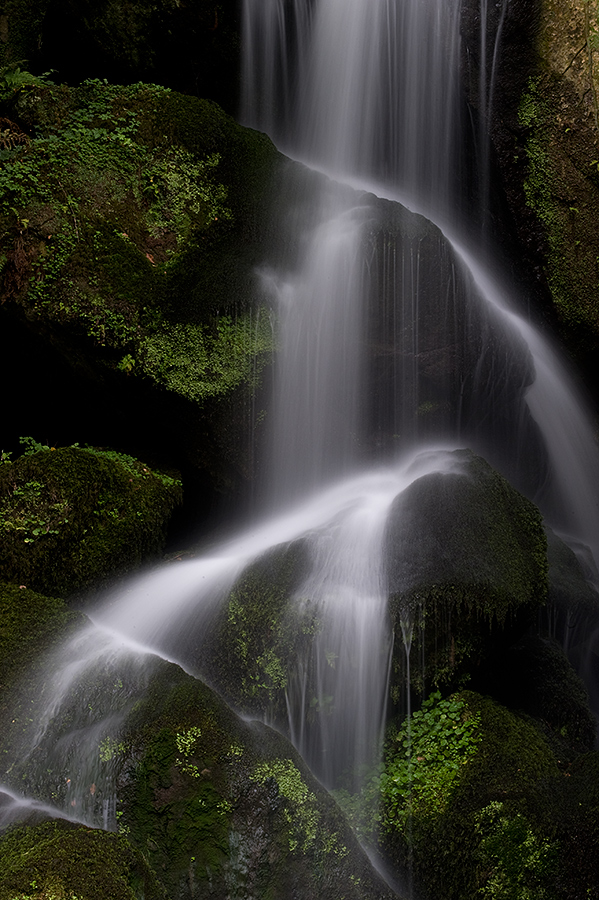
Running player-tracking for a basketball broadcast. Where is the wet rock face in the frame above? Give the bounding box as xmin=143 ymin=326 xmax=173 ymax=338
xmin=461 ymin=0 xmax=599 ymax=393
xmin=363 ymin=202 xmax=541 ymax=488
xmin=385 ymin=449 xmax=548 ymax=695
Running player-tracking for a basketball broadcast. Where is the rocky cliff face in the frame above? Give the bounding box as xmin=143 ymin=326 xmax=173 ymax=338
xmin=464 ymin=0 xmax=599 ymax=390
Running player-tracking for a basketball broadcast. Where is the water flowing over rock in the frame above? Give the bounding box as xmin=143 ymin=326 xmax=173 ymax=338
xmin=1 ymin=0 xmax=599 ymax=897
xmin=385 ymin=449 xmax=548 ymax=697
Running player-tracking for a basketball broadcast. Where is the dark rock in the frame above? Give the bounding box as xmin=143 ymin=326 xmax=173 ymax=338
xmin=385 ymin=449 xmax=548 ymax=697
xmin=0 ymin=0 xmax=241 ymax=113
xmin=0 ymin=445 xmax=182 ymax=596
xmin=478 ymin=632 xmax=596 ymax=756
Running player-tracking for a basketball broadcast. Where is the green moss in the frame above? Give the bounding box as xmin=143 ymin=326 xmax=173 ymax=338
xmin=0 ymin=80 xmax=277 ymax=405
xmin=474 ymin=801 xmax=557 ymax=900
xmin=140 ymin=310 xmax=274 ymax=403
xmin=0 ymin=819 xmax=166 ymax=900
xmin=519 ymin=77 xmax=572 ymax=323
xmin=0 ymin=581 xmax=78 ymax=685
xmin=250 ymin=758 xmax=326 ymax=854
xmin=518 ymin=71 xmax=599 ymax=353
xmin=0 ymin=444 xmax=182 ymax=595
xmin=203 ymin=541 xmax=319 ymax=720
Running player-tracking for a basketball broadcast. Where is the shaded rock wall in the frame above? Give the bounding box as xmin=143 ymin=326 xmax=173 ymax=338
xmin=0 ymin=0 xmax=241 ymax=113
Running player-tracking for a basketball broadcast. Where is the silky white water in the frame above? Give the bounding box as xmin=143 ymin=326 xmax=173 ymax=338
xmin=4 ymin=0 xmax=599 ymax=827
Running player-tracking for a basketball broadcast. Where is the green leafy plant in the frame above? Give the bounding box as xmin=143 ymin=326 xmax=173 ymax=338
xmin=0 ymin=478 xmax=69 ymax=543
xmin=19 ymin=436 xmax=52 ymax=455
xmin=0 ymin=63 xmax=54 ymax=102
xmin=381 ymin=691 xmax=482 ymax=832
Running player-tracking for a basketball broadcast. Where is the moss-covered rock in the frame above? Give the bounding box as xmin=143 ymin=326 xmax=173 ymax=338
xmin=552 ymin=751 xmax=599 ymax=899
xmin=199 ymin=540 xmax=316 ymax=724
xmin=0 ymin=818 xmax=167 ymax=900
xmin=385 ymin=449 xmax=548 ymax=699
xmin=0 ymin=442 xmax=182 ymax=595
xmin=112 ymin=661 xmax=397 ymax=900
xmin=0 ymin=578 xmax=398 ymax=900
xmin=0 ymin=78 xmax=278 ymax=491
xmin=0 ymin=579 xmax=82 ymax=712
xmin=475 ymin=0 xmax=599 ymax=384
xmin=0 ymin=80 xmax=276 ymax=392
xmin=378 ymin=691 xmax=562 ymax=900
xmin=335 ymin=686 xmax=599 ymax=899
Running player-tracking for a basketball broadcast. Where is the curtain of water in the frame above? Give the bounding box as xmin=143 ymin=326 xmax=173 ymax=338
xmin=242 ymin=0 xmax=463 ymax=210
xmin=240 ymin=0 xmax=599 ymax=786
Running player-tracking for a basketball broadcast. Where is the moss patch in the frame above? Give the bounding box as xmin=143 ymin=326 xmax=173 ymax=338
xmin=517 ymin=0 xmax=599 ymax=368
xmin=0 ymin=443 xmax=182 ymax=595
xmin=0 ymin=79 xmax=277 ymax=409
xmin=0 ymin=818 xmax=166 ymax=900
xmin=202 ymin=541 xmax=320 ymax=723
xmin=114 ymin=662 xmax=395 ymax=900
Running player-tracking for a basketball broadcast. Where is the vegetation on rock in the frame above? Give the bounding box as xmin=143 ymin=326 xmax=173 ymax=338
xmin=0 ymin=79 xmax=277 ymax=414
xmin=0 ymin=818 xmax=167 ymax=900
xmin=0 ymin=441 xmax=182 ymax=596
xmin=514 ymin=0 xmax=599 ymax=374
xmin=385 ymin=450 xmax=548 ymax=699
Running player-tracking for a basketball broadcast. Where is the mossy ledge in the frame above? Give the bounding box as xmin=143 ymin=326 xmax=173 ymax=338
xmin=0 ymin=442 xmax=182 ymax=596
xmin=0 ymin=79 xmax=277 ymax=407
xmin=0 ymin=818 xmax=167 ymax=900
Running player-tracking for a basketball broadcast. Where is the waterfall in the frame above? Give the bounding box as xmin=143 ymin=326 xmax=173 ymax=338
xmin=242 ymin=0 xmax=599 ymax=568
xmin=4 ymin=0 xmax=599 ymax=827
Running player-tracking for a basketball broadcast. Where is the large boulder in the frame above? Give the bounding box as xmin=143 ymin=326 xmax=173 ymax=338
xmin=0 ymin=80 xmax=278 ymax=495
xmin=385 ymin=449 xmax=548 ymax=698
xmin=0 ymin=442 xmax=182 ymax=596
xmin=377 ymin=691 xmax=569 ymax=900
xmin=0 ymin=581 xmax=399 ymax=900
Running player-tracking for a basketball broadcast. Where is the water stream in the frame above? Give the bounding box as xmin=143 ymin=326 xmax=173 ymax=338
xmin=3 ymin=0 xmax=599 ymax=832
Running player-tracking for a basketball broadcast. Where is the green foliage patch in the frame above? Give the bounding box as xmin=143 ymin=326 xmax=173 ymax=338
xmin=475 ymin=801 xmax=557 ymax=900
xmin=0 ymin=78 xmax=277 ymax=405
xmin=140 ymin=310 xmax=274 ymax=402
xmin=0 ymin=442 xmax=182 ymax=596
xmin=382 ymin=691 xmax=482 ymax=832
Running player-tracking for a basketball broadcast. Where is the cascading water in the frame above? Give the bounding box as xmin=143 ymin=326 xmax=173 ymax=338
xmin=3 ymin=0 xmax=599 ymax=841
xmin=242 ymin=0 xmax=599 ymax=564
